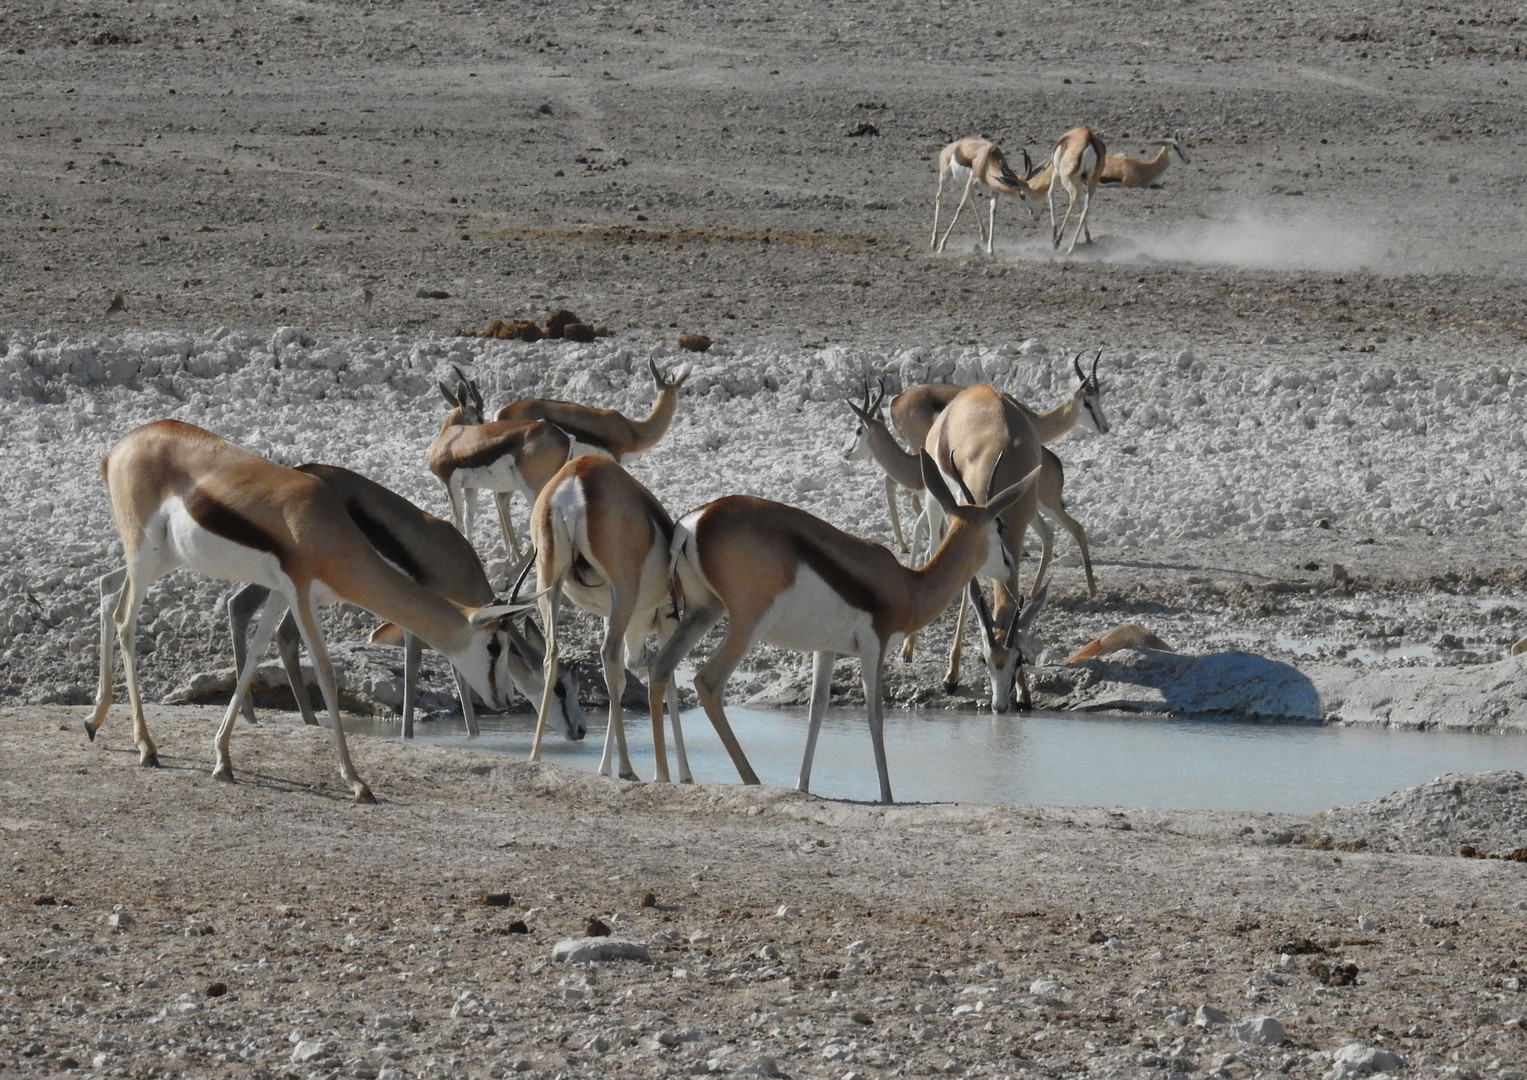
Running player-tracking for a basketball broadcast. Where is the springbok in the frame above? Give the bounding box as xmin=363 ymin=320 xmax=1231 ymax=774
xmin=222 ymin=461 xmax=585 ymax=742
xmin=1099 ymin=136 xmax=1190 ymax=187
xmin=930 ymin=136 xmax=1049 ymax=255
xmin=923 ymin=384 xmax=1050 ymax=709
xmin=86 ymin=420 xmax=533 ymax=802
xmin=1048 ymin=126 xmax=1108 ymax=254
xmin=496 ymin=356 xmax=689 ymax=463
xmin=649 ymin=452 xmax=1042 ymax=804
xmin=428 ymin=411 xmax=588 ymax=563
xmin=850 ymin=350 xmax=1110 ymax=596
xmin=528 ymin=455 xmax=688 ymax=784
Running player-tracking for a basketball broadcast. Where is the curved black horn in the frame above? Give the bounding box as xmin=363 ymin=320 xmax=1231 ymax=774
xmin=968 ymin=579 xmax=996 ymax=641
xmin=1090 ymin=348 xmax=1103 ymax=382
xmin=508 ymin=548 xmax=537 ymax=604
xmin=1020 ymin=146 xmax=1035 ymax=179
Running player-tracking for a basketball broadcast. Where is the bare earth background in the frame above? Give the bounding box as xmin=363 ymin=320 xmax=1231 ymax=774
xmin=2 ymin=2 xmax=1526 ymax=1078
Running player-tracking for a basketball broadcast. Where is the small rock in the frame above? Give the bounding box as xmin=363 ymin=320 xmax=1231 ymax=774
xmin=1030 ymin=978 xmax=1067 ymax=997
xmin=479 ymin=892 xmax=514 ymax=907
xmin=1328 ymin=1042 xmax=1405 ymax=1076
xmin=552 ymin=937 xmax=652 ymax=964
xmin=1195 ymin=1004 xmax=1230 ymax=1028
xmin=1356 ymin=914 xmax=1377 ymax=931
xmin=290 ymin=1040 xmax=332 ymax=1063
xmin=845 ymin=939 xmax=872 ymax=955
xmin=639 ymin=891 xmax=657 ymax=908
xmin=775 ymin=905 xmax=798 ymax=918
xmin=734 ymin=1057 xmax=786 ymax=1077
xmin=415 ymin=287 xmax=450 ymax=299
xmin=204 ymin=981 xmax=227 ymax=997
xmin=677 ymin=333 xmax=712 ymax=352
xmin=584 ymin=917 xmax=612 ymax=937
xmin=1232 ymin=1015 xmax=1285 ymax=1045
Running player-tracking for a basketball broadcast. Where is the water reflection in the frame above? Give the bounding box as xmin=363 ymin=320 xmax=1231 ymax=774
xmin=340 ymin=706 xmax=1527 ymax=813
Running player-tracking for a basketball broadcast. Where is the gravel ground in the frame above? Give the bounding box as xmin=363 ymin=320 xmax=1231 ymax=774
xmin=3 ymin=2 xmax=1526 ymax=1077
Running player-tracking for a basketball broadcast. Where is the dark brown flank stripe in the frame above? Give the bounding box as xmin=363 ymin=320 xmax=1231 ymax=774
xmin=448 ymin=428 xmax=526 ymax=472
xmin=345 ymin=500 xmax=424 ymax=583
xmin=183 ymin=488 xmax=285 ymax=559
xmin=787 ymin=533 xmax=877 ymax=614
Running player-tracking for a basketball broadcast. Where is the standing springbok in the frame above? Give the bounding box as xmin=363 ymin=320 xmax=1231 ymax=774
xmin=850 ymin=350 xmax=1110 ymax=596
xmin=649 ymin=452 xmax=1042 ymax=804
xmin=428 ymin=413 xmax=588 ymax=563
xmin=528 ymin=455 xmax=688 ymax=784
xmin=924 ymin=384 xmax=1049 ymax=710
xmin=222 ymin=462 xmax=585 ymax=742
xmin=930 ymin=136 xmax=1049 ymax=255
xmin=496 ymin=356 xmax=689 ymax=463
xmin=1099 ymin=136 xmax=1190 ymax=187
xmin=86 ymin=420 xmax=533 ymax=802
xmin=1048 ymin=126 xmax=1108 ymax=254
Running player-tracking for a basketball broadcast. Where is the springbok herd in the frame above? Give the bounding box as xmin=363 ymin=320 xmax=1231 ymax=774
xmin=87 ymin=123 xmax=1172 ymax=805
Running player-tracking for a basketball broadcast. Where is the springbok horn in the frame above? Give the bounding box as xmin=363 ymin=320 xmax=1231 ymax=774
xmin=968 ymin=579 xmax=997 ymax=642
xmin=1091 ymin=348 xmax=1103 ymax=382
xmin=1073 ymin=351 xmax=1086 ymax=382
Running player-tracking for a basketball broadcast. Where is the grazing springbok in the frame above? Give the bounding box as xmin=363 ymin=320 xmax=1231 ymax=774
xmin=924 ymin=384 xmax=1049 ymax=710
xmin=528 ymin=455 xmax=688 ymax=784
xmin=496 ymin=356 xmax=689 ymax=463
xmin=850 ymin=351 xmax=1110 ymax=598
xmin=222 ymin=461 xmax=585 ymax=742
xmin=649 ymin=452 xmax=1042 ymax=804
xmin=1048 ymin=126 xmax=1108 ymax=254
xmin=1099 ymin=136 xmax=1190 ymax=187
xmin=930 ymin=135 xmax=1049 ymax=255
xmin=86 ymin=420 xmax=532 ymax=802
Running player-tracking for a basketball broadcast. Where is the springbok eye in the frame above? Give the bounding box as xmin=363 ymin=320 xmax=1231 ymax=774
xmin=486 ymin=636 xmax=502 ymax=660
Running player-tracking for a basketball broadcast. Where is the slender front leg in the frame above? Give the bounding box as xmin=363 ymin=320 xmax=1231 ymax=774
xmin=882 ymin=475 xmax=907 ymax=553
xmin=861 ymin=648 xmax=893 ymax=804
xmin=984 ymin=194 xmax=997 ymax=255
xmin=453 ymin=669 xmax=478 ymax=735
xmin=286 ymin=592 xmax=373 ymax=803
xmin=492 ymin=491 xmax=522 ymax=561
xmin=401 ymin=631 xmax=420 ymax=738
xmin=796 ymin=650 xmax=836 ymax=794
xmin=930 ymin=171 xmax=946 ymax=249
xmin=943 ymin=583 xmax=972 ymax=693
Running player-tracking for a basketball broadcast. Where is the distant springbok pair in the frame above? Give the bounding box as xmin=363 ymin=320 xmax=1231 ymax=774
xmin=932 ymin=129 xmax=1189 ymax=255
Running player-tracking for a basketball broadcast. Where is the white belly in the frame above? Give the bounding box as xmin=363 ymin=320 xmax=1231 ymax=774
xmin=160 ymin=496 xmax=286 ymax=590
xmin=456 ymin=458 xmax=528 ymax=497
xmin=756 ymin=566 xmax=874 ymax=656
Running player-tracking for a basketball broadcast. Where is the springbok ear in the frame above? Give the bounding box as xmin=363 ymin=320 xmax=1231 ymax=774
xmin=919 ymin=451 xmax=960 ymax=516
xmin=1018 ymin=582 xmax=1049 ymax=639
xmin=371 ymin=623 xmax=406 ymax=647
xmin=438 ymin=381 xmax=459 ymax=407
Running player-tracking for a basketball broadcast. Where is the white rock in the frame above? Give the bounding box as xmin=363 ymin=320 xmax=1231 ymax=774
xmin=1195 ymin=1004 xmax=1230 ymax=1027
xmin=551 ymin=937 xmax=652 ymax=964
xmin=1328 ymin=1042 xmax=1405 ymax=1076
xmin=1232 ymin=1015 xmax=1286 ymax=1045
xmin=1029 ymin=978 xmax=1067 ymax=996
xmin=290 ymin=1039 xmax=332 ymax=1063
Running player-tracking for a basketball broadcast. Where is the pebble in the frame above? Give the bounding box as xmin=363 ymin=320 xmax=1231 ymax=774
xmin=1233 ymin=1015 xmax=1286 ymax=1045
xmin=1195 ymin=1004 xmax=1230 ymax=1027
xmin=551 ymin=937 xmax=652 ymax=964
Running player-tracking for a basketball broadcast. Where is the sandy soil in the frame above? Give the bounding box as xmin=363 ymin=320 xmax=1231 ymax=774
xmin=3 ymin=2 xmax=1527 ymax=1077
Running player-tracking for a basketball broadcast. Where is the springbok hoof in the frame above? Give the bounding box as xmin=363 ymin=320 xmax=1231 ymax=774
xmin=619 ymin=770 xmax=640 ymax=783
xmin=942 ymin=679 xmax=959 ymax=694
xmin=353 ymin=786 xmax=376 ymax=805
xmin=83 ymin=720 xmax=98 ymax=742
xmin=212 ymin=767 xmax=234 ymax=783
xmin=141 ymin=754 xmax=160 ymax=769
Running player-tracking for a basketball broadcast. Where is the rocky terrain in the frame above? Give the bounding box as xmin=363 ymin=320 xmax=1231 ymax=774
xmin=2 ymin=1 xmax=1526 ymax=1077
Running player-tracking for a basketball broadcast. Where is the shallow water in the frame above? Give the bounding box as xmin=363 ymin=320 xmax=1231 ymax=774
xmin=344 ymin=705 xmax=1527 ymax=813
